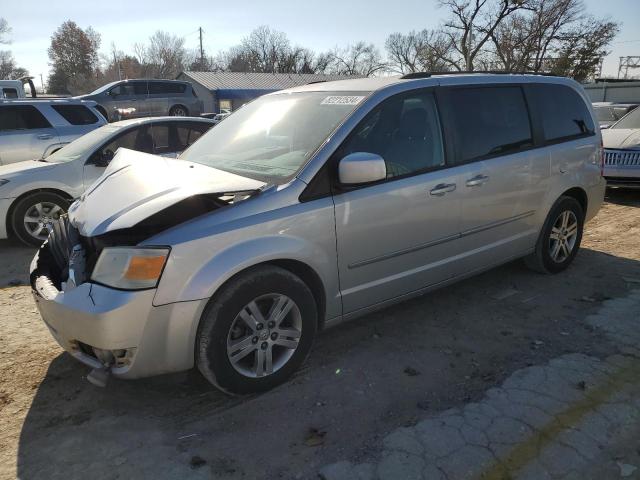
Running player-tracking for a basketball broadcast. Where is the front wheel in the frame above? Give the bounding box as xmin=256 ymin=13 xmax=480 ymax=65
xmin=525 ymin=196 xmax=584 ymax=274
xmin=196 ymin=265 xmax=317 ymax=395
xmin=10 ymin=192 xmax=70 ymax=247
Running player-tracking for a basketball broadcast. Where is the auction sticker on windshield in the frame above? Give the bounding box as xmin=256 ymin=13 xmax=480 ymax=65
xmin=321 ymin=96 xmax=366 ymax=106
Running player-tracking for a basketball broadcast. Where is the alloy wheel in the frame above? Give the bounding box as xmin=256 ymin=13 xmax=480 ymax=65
xmin=548 ymin=210 xmax=578 ymax=263
xmin=22 ymin=202 xmax=63 ymax=241
xmin=226 ymin=293 xmax=302 ymax=378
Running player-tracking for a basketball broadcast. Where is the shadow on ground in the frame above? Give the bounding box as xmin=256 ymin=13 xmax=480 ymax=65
xmin=605 ymin=188 xmax=640 ymax=207
xmin=15 ymin=245 xmax=640 ymax=479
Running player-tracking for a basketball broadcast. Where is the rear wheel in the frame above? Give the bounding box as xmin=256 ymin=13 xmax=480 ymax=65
xmin=525 ymin=196 xmax=584 ymax=274
xmin=169 ymin=105 xmax=188 ymax=117
xmin=196 ymin=265 xmax=317 ymax=395
xmin=10 ymin=192 xmax=70 ymax=247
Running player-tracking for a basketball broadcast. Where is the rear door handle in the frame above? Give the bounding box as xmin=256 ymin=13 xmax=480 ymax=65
xmin=466 ymin=174 xmax=489 ymax=187
xmin=429 ymin=183 xmax=456 ymax=196
xmin=37 ymin=134 xmax=53 ymax=140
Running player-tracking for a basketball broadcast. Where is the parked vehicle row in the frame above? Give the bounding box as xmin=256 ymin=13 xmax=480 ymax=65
xmin=0 ymin=99 xmax=107 ymax=165
xmin=0 ymin=117 xmax=214 ymax=245
xmin=28 ymin=73 xmax=605 ymax=394
xmin=77 ymin=79 xmax=203 ymax=122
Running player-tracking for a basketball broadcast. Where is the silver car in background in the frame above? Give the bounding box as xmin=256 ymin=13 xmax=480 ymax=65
xmin=602 ymin=106 xmax=640 ymax=188
xmin=30 ymin=74 xmax=605 ymax=394
xmin=0 ymin=99 xmax=106 ymax=165
xmin=0 ymin=116 xmax=213 ymax=245
xmin=77 ymin=79 xmax=203 ymax=122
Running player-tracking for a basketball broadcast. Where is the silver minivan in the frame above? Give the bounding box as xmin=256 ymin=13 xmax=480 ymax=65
xmin=30 ymin=74 xmax=605 ymax=394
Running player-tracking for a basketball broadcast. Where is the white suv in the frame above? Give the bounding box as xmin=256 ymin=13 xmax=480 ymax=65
xmin=0 ymin=99 xmax=106 ymax=165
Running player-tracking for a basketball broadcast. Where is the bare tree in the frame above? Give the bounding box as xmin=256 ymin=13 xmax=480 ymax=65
xmin=328 ymin=42 xmax=387 ymax=76
xmin=439 ymin=0 xmax=533 ymax=70
xmin=135 ymin=31 xmax=188 ymax=78
xmin=385 ymin=30 xmax=456 ymax=73
xmin=0 ymin=18 xmax=10 ymax=44
xmin=485 ymin=0 xmax=618 ymax=79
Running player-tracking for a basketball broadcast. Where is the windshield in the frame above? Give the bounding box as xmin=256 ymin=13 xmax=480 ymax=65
xmin=594 ymin=106 xmax=615 ymax=123
xmin=45 ymin=125 xmax=122 ymax=163
xmin=87 ymin=81 xmax=120 ymax=96
xmin=612 ymin=107 xmax=640 ymax=130
xmin=179 ymin=91 xmax=369 ymax=182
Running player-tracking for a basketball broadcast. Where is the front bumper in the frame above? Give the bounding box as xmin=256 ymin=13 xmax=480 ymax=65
xmin=30 ymin=247 xmax=207 ymax=379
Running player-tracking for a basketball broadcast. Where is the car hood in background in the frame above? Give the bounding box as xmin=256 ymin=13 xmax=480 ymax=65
xmin=68 ymin=148 xmax=266 ymax=237
xmin=602 ymin=129 xmax=640 ymax=150
xmin=0 ymin=160 xmax=57 ymax=178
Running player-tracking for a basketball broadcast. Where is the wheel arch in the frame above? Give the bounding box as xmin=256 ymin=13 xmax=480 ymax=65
xmin=560 ymin=187 xmax=588 ymax=215
xmin=195 ymin=259 xmax=328 ymax=332
xmin=6 ymin=188 xmax=74 ymax=237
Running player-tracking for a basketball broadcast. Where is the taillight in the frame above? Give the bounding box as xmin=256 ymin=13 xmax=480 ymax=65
xmin=600 ymin=139 xmax=604 ymax=177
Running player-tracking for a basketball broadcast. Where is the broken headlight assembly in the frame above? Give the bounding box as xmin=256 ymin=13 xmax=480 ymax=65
xmin=90 ymin=247 xmax=170 ymax=290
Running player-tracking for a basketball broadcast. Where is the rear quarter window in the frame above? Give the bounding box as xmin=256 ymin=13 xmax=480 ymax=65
xmin=52 ymin=104 xmax=99 ymax=125
xmin=531 ymin=84 xmax=595 ymax=142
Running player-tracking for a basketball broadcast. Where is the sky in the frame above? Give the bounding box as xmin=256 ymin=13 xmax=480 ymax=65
xmin=3 ymin=0 xmax=640 ymax=87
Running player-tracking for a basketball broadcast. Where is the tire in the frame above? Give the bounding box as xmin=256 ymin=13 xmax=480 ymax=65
xmin=525 ymin=196 xmax=584 ymax=274
xmin=169 ymin=105 xmax=188 ymax=117
xmin=10 ymin=192 xmax=70 ymax=247
xmin=196 ymin=265 xmax=318 ymax=395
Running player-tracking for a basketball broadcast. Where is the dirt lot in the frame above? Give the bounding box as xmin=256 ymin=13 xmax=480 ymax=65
xmin=1 ymin=190 xmax=639 ymax=480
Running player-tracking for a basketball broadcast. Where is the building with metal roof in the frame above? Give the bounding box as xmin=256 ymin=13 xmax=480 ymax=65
xmin=176 ymin=71 xmax=361 ymax=114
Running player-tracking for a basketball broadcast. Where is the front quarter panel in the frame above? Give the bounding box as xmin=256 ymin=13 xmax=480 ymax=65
xmin=150 ymin=184 xmax=341 ymax=321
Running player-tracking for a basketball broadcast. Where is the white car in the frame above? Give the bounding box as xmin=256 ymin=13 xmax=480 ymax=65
xmin=0 ymin=116 xmax=213 ymax=246
xmin=602 ymin=106 xmax=640 ymax=188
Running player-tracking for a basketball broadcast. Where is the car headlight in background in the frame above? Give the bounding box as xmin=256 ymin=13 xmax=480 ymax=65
xmin=0 ymin=179 xmax=9 ymax=187
xmin=91 ymin=247 xmax=170 ymax=290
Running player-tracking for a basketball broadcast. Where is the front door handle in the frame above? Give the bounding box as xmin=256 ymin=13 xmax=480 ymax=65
xmin=429 ymin=183 xmax=456 ymax=196
xmin=466 ymin=174 xmax=489 ymax=187
xmin=37 ymin=134 xmax=53 ymax=140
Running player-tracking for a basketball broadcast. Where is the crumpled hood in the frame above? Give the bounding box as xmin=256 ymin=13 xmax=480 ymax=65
xmin=68 ymin=148 xmax=266 ymax=237
xmin=602 ymin=129 xmax=640 ymax=150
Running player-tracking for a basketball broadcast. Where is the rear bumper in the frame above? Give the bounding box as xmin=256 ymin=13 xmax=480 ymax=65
xmin=585 ymin=177 xmax=606 ymax=223
xmin=30 ymin=247 xmax=207 ymax=379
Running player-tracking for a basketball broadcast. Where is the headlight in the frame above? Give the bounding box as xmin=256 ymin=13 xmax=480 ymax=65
xmin=0 ymin=179 xmax=9 ymax=187
xmin=91 ymin=247 xmax=169 ymax=290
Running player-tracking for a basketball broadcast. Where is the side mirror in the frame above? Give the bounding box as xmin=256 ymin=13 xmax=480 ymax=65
xmin=88 ymin=149 xmax=113 ymax=167
xmin=338 ymin=152 xmax=387 ymax=185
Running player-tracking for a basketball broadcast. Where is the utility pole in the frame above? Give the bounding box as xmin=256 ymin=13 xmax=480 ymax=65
xmin=39 ymin=73 xmax=44 ymax=94
xmin=199 ymin=27 xmax=205 ymax=70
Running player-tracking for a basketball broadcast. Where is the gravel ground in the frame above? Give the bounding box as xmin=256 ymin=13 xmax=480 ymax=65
xmin=0 ymin=189 xmax=639 ymax=480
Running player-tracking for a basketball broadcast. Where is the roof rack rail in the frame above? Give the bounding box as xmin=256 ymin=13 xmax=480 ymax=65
xmin=400 ymin=70 xmax=556 ymax=79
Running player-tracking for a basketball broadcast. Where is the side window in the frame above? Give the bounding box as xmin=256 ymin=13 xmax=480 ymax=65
xmin=149 ymin=82 xmax=168 ymax=95
xmin=3 ymin=88 xmax=18 ymax=99
xmin=340 ymin=91 xmax=445 ymax=179
xmin=132 ymin=82 xmax=148 ymax=96
xmin=110 ymin=84 xmax=133 ymax=96
xmin=52 ymin=105 xmax=99 ymax=125
xmin=0 ymin=105 xmax=51 ymax=131
xmin=445 ymin=86 xmax=533 ymax=164
xmin=95 ymin=127 xmax=153 ymax=163
xmin=532 ymin=84 xmax=595 ymax=142
xmin=176 ymin=123 xmax=211 ymax=149
xmin=149 ymin=124 xmax=171 ymax=154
